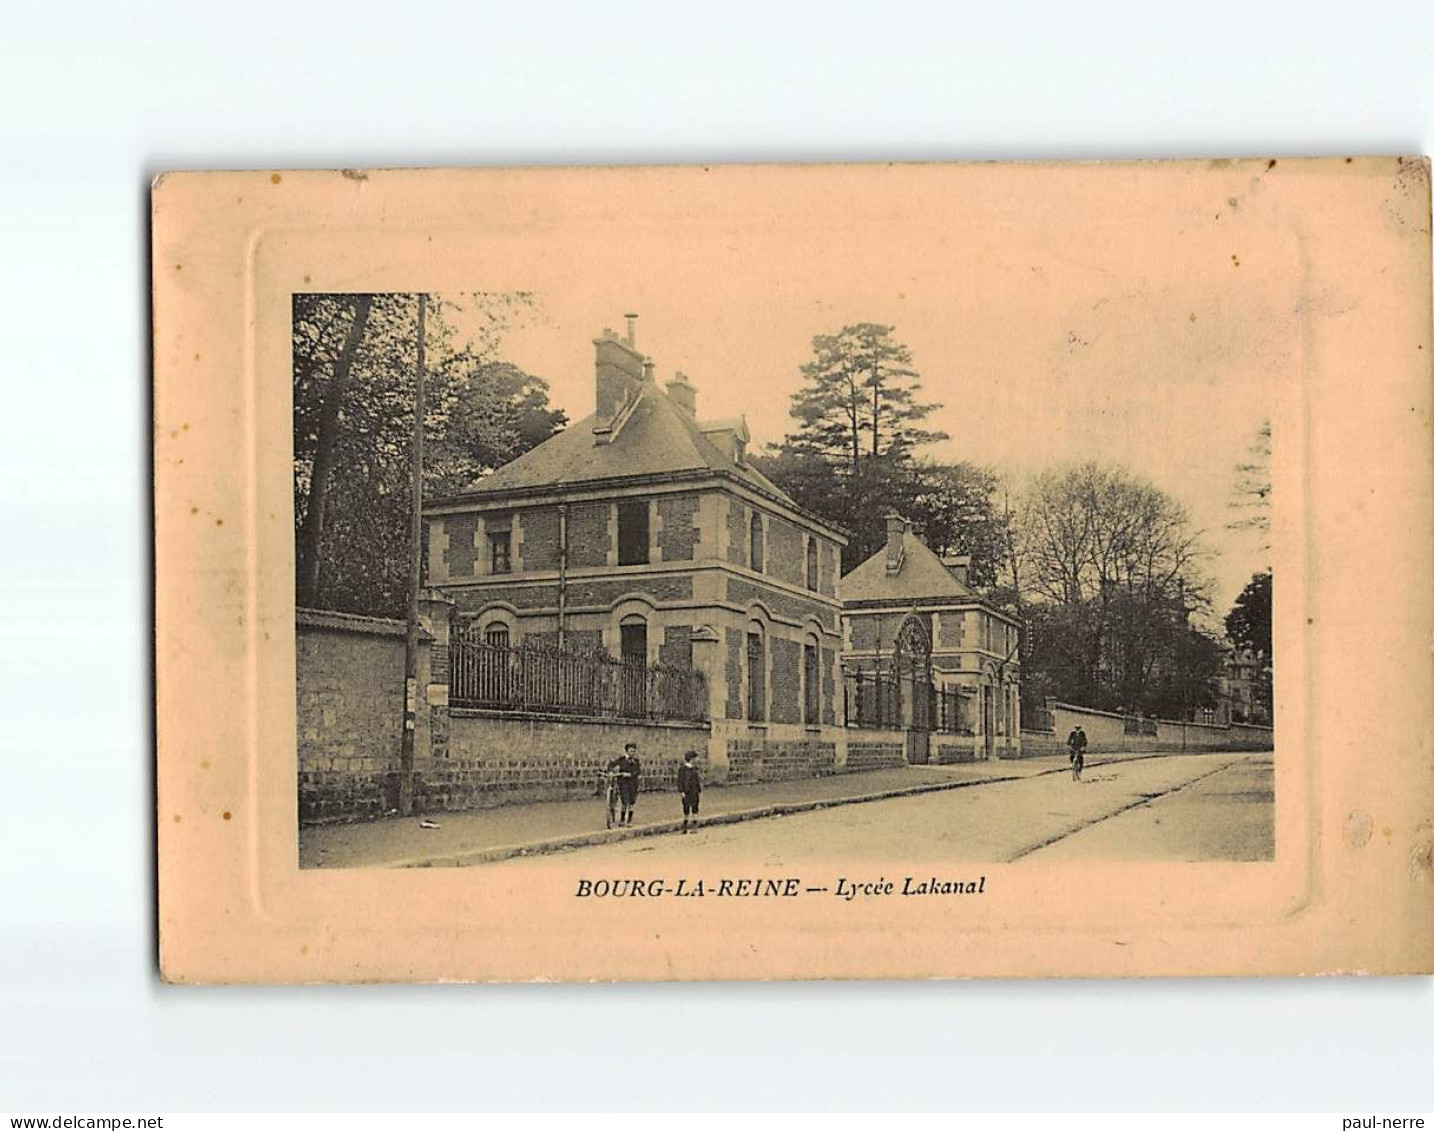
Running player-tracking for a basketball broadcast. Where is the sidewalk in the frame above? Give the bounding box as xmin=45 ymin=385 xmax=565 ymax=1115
xmin=298 ymin=751 xmax=1212 ymax=869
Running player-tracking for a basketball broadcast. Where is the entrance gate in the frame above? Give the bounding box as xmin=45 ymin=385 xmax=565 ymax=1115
xmin=893 ymin=615 xmax=933 ymax=765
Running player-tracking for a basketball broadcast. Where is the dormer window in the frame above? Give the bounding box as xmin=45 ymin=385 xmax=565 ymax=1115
xmin=733 ymin=437 xmax=746 ymax=465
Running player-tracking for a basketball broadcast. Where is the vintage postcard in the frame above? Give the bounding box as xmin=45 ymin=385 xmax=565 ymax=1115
xmin=153 ymin=159 xmax=1433 ymax=982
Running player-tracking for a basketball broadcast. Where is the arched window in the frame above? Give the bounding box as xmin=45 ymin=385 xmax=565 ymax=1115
xmin=803 ymin=634 xmax=821 ymax=725
xmin=453 ymin=616 xmax=515 ymax=708
xmin=618 ymin=614 xmax=649 ymax=718
xmin=745 ymin=622 xmax=766 ymax=722
xmin=619 ymin=614 xmax=648 ymax=665
xmin=805 ymin=538 xmax=819 ymax=591
xmin=749 ymin=513 xmax=764 ymax=573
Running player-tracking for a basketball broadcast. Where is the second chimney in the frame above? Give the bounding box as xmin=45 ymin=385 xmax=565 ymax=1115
xmin=665 ymin=371 xmax=697 ymax=417
xmin=884 ymin=512 xmax=909 ymax=575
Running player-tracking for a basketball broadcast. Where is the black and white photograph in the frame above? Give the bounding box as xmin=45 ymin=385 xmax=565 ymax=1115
xmin=291 ymin=185 xmax=1280 ymax=875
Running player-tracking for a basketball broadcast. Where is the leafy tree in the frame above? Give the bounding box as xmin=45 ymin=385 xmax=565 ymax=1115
xmin=293 ymin=292 xmax=564 ymax=617
xmin=752 ymin=447 xmax=1005 ymax=580
xmin=1226 ymin=571 xmax=1273 ymax=658
xmin=891 ymin=461 xmax=1005 ymax=586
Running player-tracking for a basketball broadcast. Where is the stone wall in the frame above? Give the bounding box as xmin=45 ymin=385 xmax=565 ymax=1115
xmin=725 ymin=738 xmax=838 ymax=784
xmin=429 ymin=711 xmax=709 ymax=810
xmin=934 ymin=737 xmax=981 ymax=764
xmin=1016 ymin=701 xmax=1275 ymax=758
xmin=845 ymin=733 xmax=907 ymax=773
xmin=1015 ymin=728 xmax=1065 ymax=759
xmin=297 ymin=611 xmax=426 ymax=824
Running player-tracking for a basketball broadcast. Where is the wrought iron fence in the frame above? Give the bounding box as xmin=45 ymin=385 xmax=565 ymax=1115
xmin=843 ymin=670 xmax=901 ymax=729
xmin=449 ymin=637 xmax=708 ymax=723
xmin=933 ymin=687 xmax=970 ymax=735
xmin=843 ymin=672 xmax=971 ymax=734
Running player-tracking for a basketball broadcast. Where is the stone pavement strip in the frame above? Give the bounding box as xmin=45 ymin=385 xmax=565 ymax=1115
xmin=298 ymin=749 xmax=1224 ymax=869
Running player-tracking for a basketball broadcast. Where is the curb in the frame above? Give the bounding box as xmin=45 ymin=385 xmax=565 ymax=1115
xmin=401 ymin=769 xmax=1035 ymax=868
xmin=385 ymin=747 xmax=1267 ymax=868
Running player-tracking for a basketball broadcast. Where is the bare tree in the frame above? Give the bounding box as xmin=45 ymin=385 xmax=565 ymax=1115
xmin=1014 ymin=462 xmax=1215 ymax=714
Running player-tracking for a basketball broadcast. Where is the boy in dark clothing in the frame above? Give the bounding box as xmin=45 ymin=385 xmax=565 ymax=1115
xmin=607 ymin=742 xmax=642 ymax=826
xmin=677 ymin=749 xmax=702 ymax=833
xmin=1066 ymin=725 xmax=1088 ymax=782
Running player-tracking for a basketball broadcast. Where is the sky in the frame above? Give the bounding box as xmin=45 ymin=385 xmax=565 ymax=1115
xmin=452 ymin=164 xmax=1282 ymax=620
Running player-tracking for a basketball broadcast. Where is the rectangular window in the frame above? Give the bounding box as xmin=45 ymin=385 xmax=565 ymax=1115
xmin=805 ymin=539 xmax=819 ymax=591
xmin=617 ymin=501 xmax=650 ymax=565
xmin=746 ymin=631 xmax=766 ymax=722
xmin=488 ymin=530 xmax=511 ymax=574
xmin=804 ymin=643 xmax=820 ymax=725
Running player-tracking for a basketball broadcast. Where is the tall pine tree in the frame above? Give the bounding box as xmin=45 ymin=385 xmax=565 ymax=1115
xmin=787 ymin=323 xmax=947 ymax=469
xmin=763 ymin=324 xmax=963 ymax=571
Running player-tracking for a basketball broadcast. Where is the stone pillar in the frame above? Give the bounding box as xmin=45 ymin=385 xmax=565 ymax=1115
xmin=417 ymin=589 xmax=455 ymax=768
xmin=690 ymin=624 xmax=728 ymax=780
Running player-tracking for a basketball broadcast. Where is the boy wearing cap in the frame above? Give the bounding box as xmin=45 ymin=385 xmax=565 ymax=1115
xmin=677 ymin=749 xmax=702 ymax=833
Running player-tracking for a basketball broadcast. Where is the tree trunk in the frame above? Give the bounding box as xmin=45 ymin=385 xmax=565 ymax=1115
xmin=296 ymin=294 xmax=373 ymax=606
xmin=870 ymin=360 xmax=881 ymax=459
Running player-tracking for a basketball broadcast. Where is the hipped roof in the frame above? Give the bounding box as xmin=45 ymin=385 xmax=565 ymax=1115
xmin=840 ymin=533 xmax=979 ymax=604
xmin=430 ymin=379 xmax=840 ymax=535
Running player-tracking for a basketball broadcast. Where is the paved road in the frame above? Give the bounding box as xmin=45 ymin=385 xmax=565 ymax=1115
xmin=493 ymin=752 xmax=1274 ymax=868
xmin=1026 ymin=753 xmax=1273 ymax=862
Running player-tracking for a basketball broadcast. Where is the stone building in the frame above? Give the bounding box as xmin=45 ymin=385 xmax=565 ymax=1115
xmin=1214 ymin=646 xmax=1272 ymax=725
xmin=422 ymin=319 xmax=851 ymax=782
xmin=840 ymin=514 xmax=1022 ymax=761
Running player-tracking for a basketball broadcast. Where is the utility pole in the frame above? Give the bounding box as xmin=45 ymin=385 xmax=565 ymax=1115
xmin=557 ymin=500 xmax=568 ymax=650
xmin=1177 ymin=578 xmax=1190 ymax=750
xmin=398 ymin=292 xmax=427 ymax=817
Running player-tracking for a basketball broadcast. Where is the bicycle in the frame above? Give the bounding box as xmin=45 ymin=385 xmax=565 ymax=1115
xmin=596 ymin=769 xmax=629 ymax=829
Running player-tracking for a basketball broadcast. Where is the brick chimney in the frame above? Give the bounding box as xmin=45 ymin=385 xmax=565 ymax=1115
xmin=941 ymin=554 xmax=971 ymax=586
xmin=592 ymin=326 xmax=645 ymax=437
xmin=665 ymin=371 xmax=697 ymax=417
xmin=884 ymin=512 xmax=909 ymax=575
